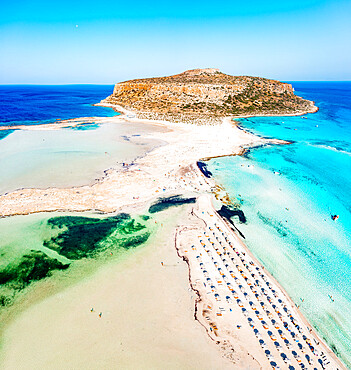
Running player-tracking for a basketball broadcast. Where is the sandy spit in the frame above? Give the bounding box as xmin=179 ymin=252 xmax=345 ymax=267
xmin=0 ymin=107 xmax=345 ymax=369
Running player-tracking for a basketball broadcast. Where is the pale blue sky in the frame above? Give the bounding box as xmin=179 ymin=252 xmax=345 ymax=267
xmin=1 ymin=0 xmax=350 ymax=83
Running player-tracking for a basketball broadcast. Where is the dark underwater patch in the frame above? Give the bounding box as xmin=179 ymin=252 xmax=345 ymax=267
xmin=0 ymin=250 xmax=70 ymax=304
xmin=148 ymin=195 xmax=196 ymax=214
xmin=217 ymin=205 xmax=246 ymax=239
xmin=0 ymin=213 xmax=152 ymax=308
xmin=197 ymin=161 xmax=212 ymax=178
xmin=117 ymin=232 xmax=151 ymax=249
xmin=118 ymin=219 xmax=146 ymax=235
xmin=257 ymin=211 xmax=288 ymax=237
xmin=217 ymin=205 xmax=246 ymax=224
xmin=43 ymin=214 xmax=131 ymax=260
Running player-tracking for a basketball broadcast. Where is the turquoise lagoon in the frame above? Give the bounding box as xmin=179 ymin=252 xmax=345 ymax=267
xmin=0 ymin=85 xmax=168 ymax=193
xmin=0 ymin=121 xmax=166 ymax=194
xmin=207 ymin=82 xmax=351 ymax=367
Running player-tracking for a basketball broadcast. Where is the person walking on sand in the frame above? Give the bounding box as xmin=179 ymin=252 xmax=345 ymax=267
xmin=99 ymin=312 xmax=102 ymax=318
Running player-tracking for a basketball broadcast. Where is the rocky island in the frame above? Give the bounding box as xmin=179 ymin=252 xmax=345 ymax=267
xmin=99 ymin=68 xmax=317 ymax=125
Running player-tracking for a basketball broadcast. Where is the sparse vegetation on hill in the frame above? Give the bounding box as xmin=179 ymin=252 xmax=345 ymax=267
xmin=101 ymin=68 xmax=317 ymax=123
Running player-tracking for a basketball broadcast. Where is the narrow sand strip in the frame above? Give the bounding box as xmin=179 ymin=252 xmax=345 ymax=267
xmin=0 ymin=116 xmax=288 ymax=217
xmin=176 ymin=194 xmax=344 ymax=369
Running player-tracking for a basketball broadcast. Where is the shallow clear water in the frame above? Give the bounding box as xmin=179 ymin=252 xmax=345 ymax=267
xmin=0 ymin=211 xmax=154 ymax=308
xmin=0 ymin=121 xmax=165 ymax=194
xmin=0 ymin=85 xmax=168 ymax=193
xmin=207 ymin=82 xmax=351 ymax=367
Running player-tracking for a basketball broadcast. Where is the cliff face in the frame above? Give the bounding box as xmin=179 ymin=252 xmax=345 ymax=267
xmin=102 ymin=68 xmax=316 ymax=120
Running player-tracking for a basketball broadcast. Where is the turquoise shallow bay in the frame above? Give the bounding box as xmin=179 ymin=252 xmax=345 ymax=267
xmin=207 ymin=82 xmax=351 ymax=367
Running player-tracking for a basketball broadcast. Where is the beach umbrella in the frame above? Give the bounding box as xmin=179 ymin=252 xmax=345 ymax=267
xmin=259 ymin=339 xmax=264 ymax=345
xmin=270 ymin=362 xmax=277 ymax=367
xmin=298 ymin=343 xmax=303 ymax=350
xmin=265 ymin=350 xmax=270 ymax=355
xmin=292 ymin=351 xmax=297 ymax=357
xmin=288 ymin=366 xmax=295 ymax=370
xmin=274 ymin=341 xmax=280 ymax=347
xmin=281 ymin=353 xmax=287 ymax=359
xmin=284 ymin=339 xmax=290 ymax=345
xmin=255 ymin=310 xmax=260 ymax=315
xmin=254 ymin=329 xmax=258 ymax=334
xmin=268 ymin=331 xmax=273 ymax=336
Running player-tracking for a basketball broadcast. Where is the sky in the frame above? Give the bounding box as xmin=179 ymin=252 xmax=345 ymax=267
xmin=0 ymin=0 xmax=350 ymax=83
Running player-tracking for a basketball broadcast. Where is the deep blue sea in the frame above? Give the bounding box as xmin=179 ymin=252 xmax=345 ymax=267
xmin=0 ymin=84 xmax=116 ymax=139
xmin=207 ymin=82 xmax=351 ymax=367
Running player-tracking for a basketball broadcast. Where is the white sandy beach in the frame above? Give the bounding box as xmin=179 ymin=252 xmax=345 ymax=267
xmin=0 ymin=110 xmax=346 ymax=369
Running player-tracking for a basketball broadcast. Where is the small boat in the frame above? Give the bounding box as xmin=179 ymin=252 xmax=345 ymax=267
xmin=331 ymin=215 xmax=339 ymax=221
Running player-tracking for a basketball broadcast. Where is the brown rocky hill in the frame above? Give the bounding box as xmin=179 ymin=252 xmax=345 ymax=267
xmin=101 ymin=68 xmax=317 ymax=124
